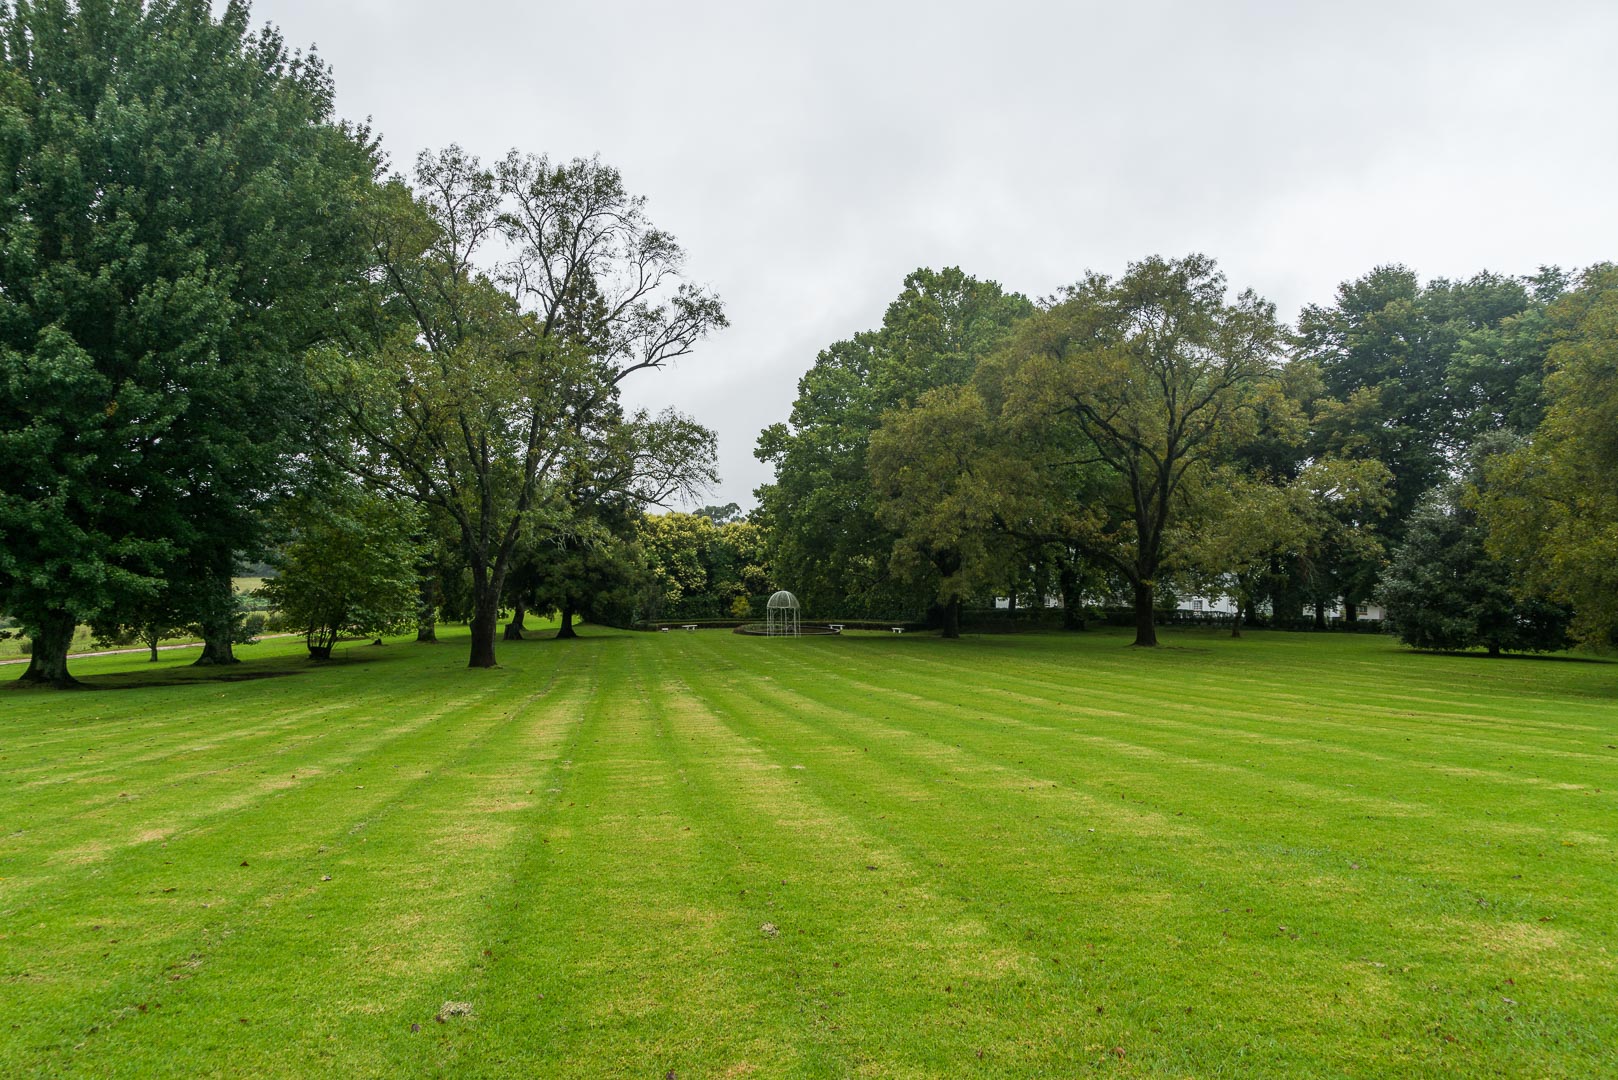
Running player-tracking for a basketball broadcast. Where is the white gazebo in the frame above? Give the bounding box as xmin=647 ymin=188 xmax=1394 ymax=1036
xmin=765 ymin=590 xmax=801 ymax=637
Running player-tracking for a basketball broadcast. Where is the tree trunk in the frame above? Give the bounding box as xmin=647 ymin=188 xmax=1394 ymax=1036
xmin=1060 ymin=565 xmax=1085 ymax=630
xmin=196 ymin=633 xmax=237 ymax=665
xmin=556 ymin=603 xmax=578 ymax=640
xmin=1231 ymin=598 xmax=1244 ymax=639
xmin=504 ymin=598 xmax=527 ymax=641
xmin=1345 ymin=599 xmax=1359 ymax=628
xmin=941 ymin=595 xmax=961 ymax=639
xmin=307 ymin=626 xmax=338 ymax=661
xmin=193 ymin=572 xmax=239 ymax=666
xmin=1488 ymin=640 xmax=1501 ymax=658
xmin=1313 ymin=599 xmax=1326 ymax=631
xmin=146 ymin=627 xmax=161 ymax=662
xmin=17 ymin=610 xmax=78 ymax=688
xmin=468 ymin=591 xmax=501 ymax=668
xmin=1132 ymin=580 xmax=1158 ymax=647
xmin=416 ymin=578 xmax=438 ymax=643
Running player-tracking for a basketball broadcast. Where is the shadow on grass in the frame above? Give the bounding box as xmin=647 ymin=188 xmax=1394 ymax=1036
xmin=500 ymin=630 xmax=626 ymax=646
xmin=2 ymin=650 xmax=407 ymax=692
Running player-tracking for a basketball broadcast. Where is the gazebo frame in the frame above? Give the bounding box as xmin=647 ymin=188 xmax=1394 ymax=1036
xmin=765 ymin=590 xmax=801 ymax=637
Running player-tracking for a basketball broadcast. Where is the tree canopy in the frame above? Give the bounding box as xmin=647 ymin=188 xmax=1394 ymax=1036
xmin=0 ymin=0 xmax=378 ymax=686
xmin=1477 ymin=265 xmax=1618 ymax=648
xmin=755 ymin=267 xmax=1032 ymax=619
xmin=985 ymin=255 xmax=1283 ymax=645
xmin=315 ymin=147 xmax=721 ymax=669
xmin=0 ymin=5 xmax=1605 ymax=674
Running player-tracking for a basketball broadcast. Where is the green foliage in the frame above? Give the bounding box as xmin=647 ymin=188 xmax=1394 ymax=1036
xmin=1174 ymin=466 xmax=1307 ymax=625
xmin=1477 ymin=265 xmax=1618 ymax=647
xmin=986 ymin=255 xmax=1283 ymax=644
xmin=521 ymin=514 xmax=650 ymax=632
xmin=0 ymin=0 xmax=378 ymax=685
xmin=869 ymin=383 xmax=1015 ymax=636
xmin=1286 ymin=456 xmax=1395 ymax=623
xmin=1380 ymin=485 xmax=1570 ymax=654
xmin=694 ymin=502 xmax=743 ymax=525
xmin=1298 ymin=266 xmax=1556 ymax=533
xmin=755 ymin=267 xmax=1032 ymax=618
xmin=257 ymin=483 xmax=423 ymax=658
xmin=637 ymin=512 xmax=772 ymax=621
xmin=320 ymin=146 xmax=720 ymax=668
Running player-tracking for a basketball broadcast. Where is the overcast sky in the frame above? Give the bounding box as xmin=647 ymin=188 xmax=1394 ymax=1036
xmin=244 ymin=0 xmax=1618 ymax=509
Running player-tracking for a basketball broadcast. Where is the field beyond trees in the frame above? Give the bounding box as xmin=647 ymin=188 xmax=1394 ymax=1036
xmin=2 ymin=630 xmax=1614 ymax=1077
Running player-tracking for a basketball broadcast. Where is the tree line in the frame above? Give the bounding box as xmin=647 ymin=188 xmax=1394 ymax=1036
xmin=756 ymin=260 xmax=1617 ymax=653
xmin=4 ymin=3 xmax=1613 ymax=686
xmin=0 ymin=1 xmax=729 ymax=686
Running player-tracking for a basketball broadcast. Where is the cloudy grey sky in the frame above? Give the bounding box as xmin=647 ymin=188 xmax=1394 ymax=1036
xmin=246 ymin=0 xmax=1618 ymax=509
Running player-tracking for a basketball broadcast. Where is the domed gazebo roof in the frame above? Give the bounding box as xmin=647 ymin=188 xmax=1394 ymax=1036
xmin=767 ymin=590 xmax=800 ymax=610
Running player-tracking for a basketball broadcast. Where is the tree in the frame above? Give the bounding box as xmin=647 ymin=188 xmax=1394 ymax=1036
xmin=869 ymin=384 xmax=1018 ymax=638
xmin=694 ymin=502 xmax=743 ymax=525
xmin=91 ymin=592 xmax=187 ymax=663
xmin=1298 ymin=267 xmax=1552 ymax=533
xmin=1477 ymin=265 xmax=1618 ymax=647
xmin=409 ymin=507 xmax=463 ymax=643
xmin=1288 ymin=457 xmax=1394 ymax=628
xmin=0 ymin=0 xmax=378 ymax=687
xmin=991 ymin=255 xmax=1283 ymax=646
xmin=637 ymin=512 xmax=711 ymax=620
xmin=1446 ymin=269 xmax=1568 ymax=444
xmin=636 ymin=511 xmax=773 ymax=623
xmin=755 ymin=268 xmax=1031 ymax=617
xmin=527 ymin=514 xmax=650 ymax=637
xmin=1176 ymin=468 xmax=1305 ymax=637
xmin=507 ymin=404 xmax=717 ymax=638
xmin=318 ymin=147 xmax=722 ymax=669
xmin=257 ymin=483 xmax=423 ymax=659
xmin=1165 ymin=362 xmax=1329 ymax=635
xmin=1379 ymin=483 xmax=1570 ymax=656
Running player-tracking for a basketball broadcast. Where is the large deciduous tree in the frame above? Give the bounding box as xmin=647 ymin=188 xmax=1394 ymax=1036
xmin=319 ymin=147 xmax=722 ymax=669
xmin=1297 ymin=267 xmax=1556 ymax=528
xmin=0 ymin=0 xmax=378 ymax=687
xmin=1477 ymin=265 xmax=1618 ymax=648
xmin=993 ymin=255 xmax=1282 ymax=646
xmin=868 ymin=384 xmax=1018 ymax=638
xmin=755 ymin=268 xmax=1031 ymax=618
xmin=636 ymin=511 xmax=772 ymax=623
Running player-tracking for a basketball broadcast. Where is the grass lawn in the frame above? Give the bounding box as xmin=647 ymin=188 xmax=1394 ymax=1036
xmin=1 ymin=627 xmax=1614 ymax=1077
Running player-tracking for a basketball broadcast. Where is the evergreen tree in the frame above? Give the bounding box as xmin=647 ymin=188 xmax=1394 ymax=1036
xmin=1380 ymin=485 xmax=1570 ymax=655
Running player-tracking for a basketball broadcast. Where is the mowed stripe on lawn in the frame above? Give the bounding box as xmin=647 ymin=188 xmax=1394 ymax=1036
xmin=671 ymin=632 xmax=1615 ymax=1074
xmin=1 ymin=627 xmax=1614 ymax=1078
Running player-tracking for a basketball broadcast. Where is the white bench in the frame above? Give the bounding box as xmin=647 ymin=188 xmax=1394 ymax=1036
xmin=828 ymin=624 xmax=844 ymax=633
xmin=681 ymin=624 xmax=698 ymax=631
xmin=659 ymin=627 xmax=670 ymax=632
xmin=890 ymin=627 xmax=904 ymax=634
